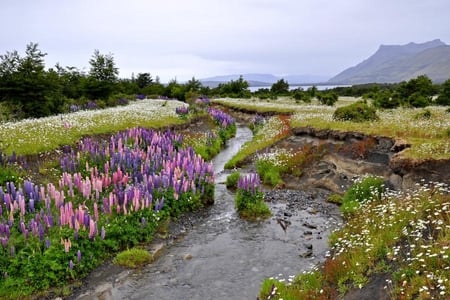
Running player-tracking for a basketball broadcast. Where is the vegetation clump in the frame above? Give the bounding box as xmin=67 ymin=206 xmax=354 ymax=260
xmin=235 ymin=173 xmax=271 ymax=220
xmin=113 ymin=248 xmax=153 ymax=268
xmin=333 ymin=101 xmax=379 ymax=122
xmin=225 ymin=171 xmax=241 ymax=189
xmin=340 ymin=175 xmax=384 ymax=217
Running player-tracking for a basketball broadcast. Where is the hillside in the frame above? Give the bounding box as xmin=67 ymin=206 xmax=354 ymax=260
xmin=329 ymin=39 xmax=450 ymax=84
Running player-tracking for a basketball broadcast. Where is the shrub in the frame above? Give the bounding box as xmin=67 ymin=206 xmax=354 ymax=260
xmin=333 ymin=101 xmax=379 ymax=122
xmin=340 ymin=175 xmax=384 ymax=217
xmin=226 ymin=171 xmax=241 ymax=189
xmin=413 ymin=108 xmax=432 ymax=120
xmin=113 ymin=248 xmax=153 ymax=268
xmin=235 ymin=173 xmax=271 ymax=220
xmin=317 ymin=92 xmax=338 ymax=106
xmin=407 ymin=93 xmax=431 ymax=108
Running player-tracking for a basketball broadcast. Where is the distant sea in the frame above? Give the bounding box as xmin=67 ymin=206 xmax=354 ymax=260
xmin=248 ymin=84 xmax=349 ymax=92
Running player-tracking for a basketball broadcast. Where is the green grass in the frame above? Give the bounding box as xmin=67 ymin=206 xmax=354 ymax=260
xmin=225 ymin=171 xmax=241 ymax=189
xmin=0 ymin=99 xmax=189 ymax=155
xmin=113 ymin=247 xmax=153 ymax=268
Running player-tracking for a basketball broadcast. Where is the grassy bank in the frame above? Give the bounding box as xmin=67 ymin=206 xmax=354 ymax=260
xmin=214 ymin=97 xmax=450 ymax=160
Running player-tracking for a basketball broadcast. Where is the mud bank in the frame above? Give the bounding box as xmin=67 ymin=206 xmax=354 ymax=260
xmin=289 ymin=126 xmax=449 ymax=192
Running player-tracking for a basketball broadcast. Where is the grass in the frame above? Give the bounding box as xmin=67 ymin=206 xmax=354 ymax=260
xmin=0 ymin=99 xmax=189 ymax=156
xmin=214 ymin=97 xmax=450 ymax=160
xmin=113 ymin=247 xmax=153 ymax=268
xmin=259 ymin=181 xmax=450 ymax=299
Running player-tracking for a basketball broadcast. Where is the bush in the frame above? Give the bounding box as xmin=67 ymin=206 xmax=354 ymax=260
xmin=317 ymin=92 xmax=338 ymax=106
xmin=333 ymin=101 xmax=379 ymax=122
xmin=226 ymin=171 xmax=241 ymax=189
xmin=407 ymin=93 xmax=431 ymax=108
xmin=413 ymin=108 xmax=432 ymax=120
xmin=340 ymin=175 xmax=384 ymax=218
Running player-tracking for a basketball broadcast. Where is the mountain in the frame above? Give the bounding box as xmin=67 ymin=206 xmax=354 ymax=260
xmin=328 ymin=39 xmax=450 ymax=84
xmin=200 ymin=73 xmax=330 ymax=87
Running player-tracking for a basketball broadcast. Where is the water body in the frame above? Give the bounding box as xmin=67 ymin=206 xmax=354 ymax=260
xmin=73 ymin=125 xmax=341 ymax=300
xmin=248 ymin=84 xmax=350 ymax=92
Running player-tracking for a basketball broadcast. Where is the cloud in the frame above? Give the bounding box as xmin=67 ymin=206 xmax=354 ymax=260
xmin=1 ymin=0 xmax=449 ymax=82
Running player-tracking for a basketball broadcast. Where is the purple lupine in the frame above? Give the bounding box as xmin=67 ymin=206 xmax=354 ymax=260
xmin=237 ymin=173 xmax=262 ymax=195
xmin=77 ymin=250 xmax=82 ymax=263
xmin=175 ymin=106 xmax=189 ymax=115
xmin=208 ymin=107 xmax=235 ymax=128
xmin=69 ymin=260 xmax=74 ymax=269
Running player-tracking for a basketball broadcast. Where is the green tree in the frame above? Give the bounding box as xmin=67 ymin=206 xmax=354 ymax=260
xmin=397 ymin=75 xmax=435 ymax=107
xmin=436 ymin=79 xmax=450 ymax=106
xmin=185 ymin=76 xmax=202 ymax=92
xmin=136 ymin=73 xmax=152 ymax=89
xmin=270 ymin=79 xmax=289 ymax=95
xmin=0 ymin=42 xmax=63 ymax=118
xmin=216 ymin=75 xmax=250 ymax=98
xmin=84 ymin=50 xmax=118 ymax=100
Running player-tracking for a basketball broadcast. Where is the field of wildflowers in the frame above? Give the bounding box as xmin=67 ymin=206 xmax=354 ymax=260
xmin=0 ymin=99 xmax=187 ymax=156
xmin=259 ymin=180 xmax=449 ymax=299
xmin=0 ymin=102 xmax=239 ymax=298
xmin=0 ymin=126 xmax=216 ymax=297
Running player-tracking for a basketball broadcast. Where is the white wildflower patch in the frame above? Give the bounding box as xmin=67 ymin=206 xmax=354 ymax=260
xmin=0 ymin=99 xmax=183 ymax=155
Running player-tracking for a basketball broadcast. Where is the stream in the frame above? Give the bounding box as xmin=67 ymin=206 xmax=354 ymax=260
xmin=71 ymin=125 xmax=342 ymax=300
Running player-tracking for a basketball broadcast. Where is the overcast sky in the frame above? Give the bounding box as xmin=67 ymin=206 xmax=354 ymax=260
xmin=1 ymin=0 xmax=449 ymax=82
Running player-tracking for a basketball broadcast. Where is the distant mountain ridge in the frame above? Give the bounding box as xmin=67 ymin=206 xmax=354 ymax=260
xmin=200 ymin=73 xmax=330 ymax=87
xmin=329 ymin=39 xmax=450 ymax=84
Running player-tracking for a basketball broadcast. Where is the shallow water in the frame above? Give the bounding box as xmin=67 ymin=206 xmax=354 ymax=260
xmin=73 ymin=125 xmax=341 ymax=300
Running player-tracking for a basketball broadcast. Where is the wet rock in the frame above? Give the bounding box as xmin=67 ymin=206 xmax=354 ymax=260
xmin=304 ymin=243 xmax=313 ymax=250
xmin=302 ymin=222 xmax=317 ymax=229
xmin=299 ymin=249 xmax=313 ymax=258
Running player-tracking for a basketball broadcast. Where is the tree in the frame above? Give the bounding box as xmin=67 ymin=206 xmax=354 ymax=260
xmin=436 ymin=79 xmax=450 ymax=106
xmin=216 ymin=75 xmax=250 ymax=98
xmin=85 ymin=50 xmax=119 ymax=99
xmin=0 ymin=42 xmax=63 ymax=118
xmin=270 ymin=79 xmax=289 ymax=95
xmin=136 ymin=73 xmax=152 ymax=89
xmin=185 ymin=76 xmax=202 ymax=92
xmin=397 ymin=75 xmax=435 ymax=107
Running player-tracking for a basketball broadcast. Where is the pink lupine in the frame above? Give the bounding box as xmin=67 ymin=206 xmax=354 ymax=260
xmin=93 ymin=203 xmax=99 ymax=221
xmin=88 ymin=218 xmax=96 ymax=239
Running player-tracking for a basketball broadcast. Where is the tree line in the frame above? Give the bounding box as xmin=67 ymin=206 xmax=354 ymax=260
xmin=1 ymin=43 xmax=449 ymax=121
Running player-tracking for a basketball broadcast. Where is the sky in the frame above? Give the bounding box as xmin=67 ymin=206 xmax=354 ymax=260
xmin=1 ymin=0 xmax=449 ymax=82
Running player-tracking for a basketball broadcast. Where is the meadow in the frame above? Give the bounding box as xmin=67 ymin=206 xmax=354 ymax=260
xmin=0 ymin=100 xmax=233 ymax=298
xmin=0 ymin=95 xmax=448 ymax=299
xmin=0 ymin=99 xmax=188 ymax=156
